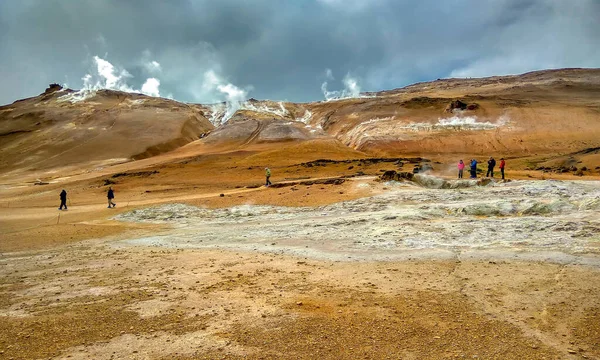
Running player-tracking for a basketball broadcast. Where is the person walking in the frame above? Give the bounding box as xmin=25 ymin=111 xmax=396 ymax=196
xmin=107 ymin=187 xmax=116 ymax=208
xmin=265 ymin=167 xmax=272 ymax=187
xmin=457 ymin=160 xmax=465 ymax=179
xmin=499 ymin=158 xmax=506 ymax=180
xmin=58 ymin=189 xmax=67 ymax=210
xmin=470 ymin=159 xmax=478 ymax=179
xmin=486 ymin=157 xmax=496 ymax=178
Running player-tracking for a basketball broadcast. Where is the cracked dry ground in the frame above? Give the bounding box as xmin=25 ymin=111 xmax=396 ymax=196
xmin=1 ymin=242 xmax=599 ymax=360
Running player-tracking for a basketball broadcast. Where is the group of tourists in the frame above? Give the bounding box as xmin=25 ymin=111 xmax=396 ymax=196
xmin=57 ymin=161 xmax=506 ymax=209
xmin=57 ymin=187 xmax=116 ymax=210
xmin=458 ymin=157 xmax=506 ymax=180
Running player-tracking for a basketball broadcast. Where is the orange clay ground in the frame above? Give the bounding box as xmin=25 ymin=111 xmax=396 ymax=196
xmin=1 ymin=141 xmax=599 ymax=360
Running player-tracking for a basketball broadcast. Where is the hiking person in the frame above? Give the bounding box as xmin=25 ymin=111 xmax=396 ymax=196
xmin=470 ymin=159 xmax=478 ymax=178
xmin=486 ymin=157 xmax=496 ymax=178
xmin=499 ymin=158 xmax=506 ymax=180
xmin=107 ymin=187 xmax=116 ymax=208
xmin=58 ymin=189 xmax=67 ymax=210
xmin=265 ymin=167 xmax=272 ymax=187
xmin=457 ymin=160 xmax=465 ymax=179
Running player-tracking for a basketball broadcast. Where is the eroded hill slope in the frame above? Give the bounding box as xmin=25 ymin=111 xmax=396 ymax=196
xmin=0 ymin=85 xmax=214 ymax=176
xmin=302 ymin=68 xmax=600 ymax=158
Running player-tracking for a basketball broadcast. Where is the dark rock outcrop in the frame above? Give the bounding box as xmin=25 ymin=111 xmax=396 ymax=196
xmin=380 ymin=170 xmax=414 ymax=181
xmin=445 ymin=99 xmax=480 ymax=113
xmin=43 ymin=83 xmax=63 ymax=94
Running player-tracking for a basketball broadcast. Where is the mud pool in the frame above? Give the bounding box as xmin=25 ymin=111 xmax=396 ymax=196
xmin=114 ymin=178 xmax=600 ymax=265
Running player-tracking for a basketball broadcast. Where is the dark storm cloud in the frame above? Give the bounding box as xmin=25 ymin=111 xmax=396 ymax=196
xmin=0 ymin=0 xmax=599 ymax=105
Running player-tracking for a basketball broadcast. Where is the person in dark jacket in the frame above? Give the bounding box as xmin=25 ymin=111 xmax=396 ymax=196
xmin=107 ymin=187 xmax=116 ymax=208
xmin=486 ymin=157 xmax=496 ymax=178
xmin=59 ymin=189 xmax=67 ymax=210
xmin=469 ymin=159 xmax=478 ymax=179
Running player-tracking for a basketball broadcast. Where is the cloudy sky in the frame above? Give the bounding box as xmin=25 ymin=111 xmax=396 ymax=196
xmin=0 ymin=0 xmax=599 ymax=105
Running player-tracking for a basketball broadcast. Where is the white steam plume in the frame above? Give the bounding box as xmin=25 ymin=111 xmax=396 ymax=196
xmin=60 ymin=55 xmax=162 ymax=102
xmin=203 ymin=70 xmax=250 ymax=126
xmin=91 ymin=56 xmax=134 ymax=92
xmin=325 ymin=68 xmax=334 ymax=80
xmin=321 ymin=71 xmax=364 ymax=101
xmin=144 ymin=60 xmax=162 ymax=74
xmin=141 ymin=78 xmax=160 ymax=97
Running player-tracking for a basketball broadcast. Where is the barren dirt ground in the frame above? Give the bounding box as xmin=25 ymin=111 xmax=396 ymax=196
xmin=1 ymin=153 xmax=600 ymax=359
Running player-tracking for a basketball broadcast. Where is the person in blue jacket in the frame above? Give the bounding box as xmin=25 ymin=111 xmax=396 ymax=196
xmin=470 ymin=159 xmax=478 ymax=179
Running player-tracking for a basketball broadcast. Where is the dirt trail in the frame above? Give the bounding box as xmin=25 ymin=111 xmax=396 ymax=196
xmin=1 ymin=175 xmax=373 ymax=219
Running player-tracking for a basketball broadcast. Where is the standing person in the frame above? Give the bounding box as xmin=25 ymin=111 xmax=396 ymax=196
xmin=457 ymin=160 xmax=465 ymax=179
xmin=265 ymin=167 xmax=272 ymax=187
xmin=58 ymin=189 xmax=67 ymax=210
xmin=470 ymin=159 xmax=478 ymax=179
xmin=486 ymin=157 xmax=496 ymax=178
xmin=107 ymin=187 xmax=116 ymax=208
xmin=499 ymin=158 xmax=506 ymax=180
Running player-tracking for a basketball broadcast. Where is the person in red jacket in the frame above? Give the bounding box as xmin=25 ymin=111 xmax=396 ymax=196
xmin=457 ymin=160 xmax=465 ymax=179
xmin=499 ymin=158 xmax=506 ymax=180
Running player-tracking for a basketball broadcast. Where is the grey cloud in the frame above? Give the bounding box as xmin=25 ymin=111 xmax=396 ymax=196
xmin=0 ymin=0 xmax=598 ymax=106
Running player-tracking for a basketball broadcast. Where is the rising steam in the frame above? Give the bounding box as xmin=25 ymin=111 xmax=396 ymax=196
xmin=60 ymin=56 xmax=162 ymax=102
xmin=203 ymin=70 xmax=252 ymax=126
xmin=141 ymin=78 xmax=160 ymax=97
xmin=321 ymin=69 xmax=363 ymax=101
xmin=57 ymin=55 xmax=368 ymax=126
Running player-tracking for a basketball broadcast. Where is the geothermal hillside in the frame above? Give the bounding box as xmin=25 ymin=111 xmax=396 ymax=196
xmin=0 ymin=84 xmax=214 ymax=175
xmin=1 ymin=68 xmax=599 ymax=180
xmin=303 ymin=68 xmax=600 ymax=158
